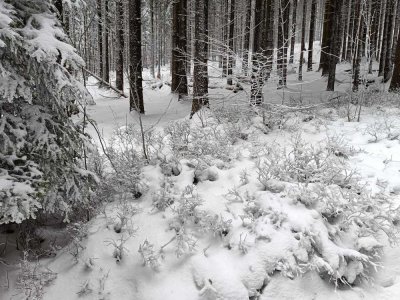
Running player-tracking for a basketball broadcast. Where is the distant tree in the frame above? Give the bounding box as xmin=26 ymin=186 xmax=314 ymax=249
xmin=227 ymin=0 xmax=235 ymax=86
xmin=129 ymin=0 xmax=145 ymax=113
xmin=115 ymin=0 xmax=125 ymax=92
xmin=326 ymin=0 xmax=343 ymax=91
xmin=383 ymin=0 xmax=395 ymax=82
xmin=299 ymin=0 xmax=307 ymax=81
xmin=171 ymin=0 xmax=188 ymax=98
xmin=289 ymin=0 xmax=298 ymax=64
xmin=320 ymin=0 xmax=333 ymax=76
xmin=97 ymin=0 xmax=104 ymax=80
xmin=103 ymin=0 xmax=110 ymax=84
xmin=389 ymin=29 xmax=400 ymax=91
xmin=352 ymin=0 xmax=363 ymax=91
xmin=277 ymin=0 xmax=290 ymax=87
xmin=191 ymin=0 xmax=209 ymax=116
xmin=307 ymin=0 xmax=317 ymax=71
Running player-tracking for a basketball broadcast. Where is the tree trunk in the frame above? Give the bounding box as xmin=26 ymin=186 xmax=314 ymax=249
xmin=319 ymin=0 xmax=334 ymax=75
xmin=379 ymin=0 xmax=389 ymax=77
xmin=242 ymin=0 xmax=252 ymax=76
xmin=129 ymin=0 xmax=144 ymax=113
xmin=97 ymin=0 xmax=104 ymax=80
xmin=171 ymin=0 xmax=189 ymax=97
xmin=299 ymin=0 xmax=307 ymax=80
xmin=307 ymin=0 xmax=317 ymax=71
xmin=103 ymin=0 xmax=110 ymax=84
xmin=278 ymin=0 xmax=290 ymax=87
xmin=389 ymin=29 xmax=400 ymax=91
xmin=150 ymin=0 xmax=155 ymax=78
xmin=352 ymin=0 xmax=364 ymax=91
xmin=115 ymin=0 xmax=124 ymax=92
xmin=384 ymin=0 xmax=395 ymax=82
xmin=191 ymin=0 xmax=209 ymax=116
xmin=289 ymin=0 xmax=298 ymax=64
xmin=327 ymin=0 xmax=343 ymax=91
xmin=227 ymin=0 xmax=235 ymax=85
xmin=251 ymin=0 xmax=266 ymax=105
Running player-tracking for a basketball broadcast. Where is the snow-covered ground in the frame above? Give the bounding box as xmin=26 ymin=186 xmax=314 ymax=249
xmin=2 ymin=55 xmax=400 ymax=300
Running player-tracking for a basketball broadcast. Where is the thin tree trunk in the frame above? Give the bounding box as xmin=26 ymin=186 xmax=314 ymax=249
xmin=227 ymin=0 xmax=235 ymax=85
xmin=289 ymin=0 xmax=298 ymax=64
xmin=299 ymin=0 xmax=307 ymax=80
xmin=389 ymin=28 xmax=400 ymax=91
xmin=278 ymin=0 xmax=290 ymax=87
xmin=97 ymin=0 xmax=104 ymax=80
xmin=103 ymin=0 xmax=110 ymax=84
xmin=320 ymin=0 xmax=333 ymax=76
xmin=242 ymin=0 xmax=252 ymax=76
xmin=115 ymin=0 xmax=124 ymax=91
xmin=379 ymin=0 xmax=389 ymax=77
xmin=307 ymin=0 xmax=317 ymax=71
xmin=352 ymin=0 xmax=363 ymax=91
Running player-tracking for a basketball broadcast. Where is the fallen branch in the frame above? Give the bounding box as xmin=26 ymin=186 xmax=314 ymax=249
xmin=83 ymin=68 xmax=128 ymax=98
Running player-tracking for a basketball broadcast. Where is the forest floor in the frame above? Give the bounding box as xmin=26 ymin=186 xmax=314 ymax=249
xmin=2 ymin=55 xmax=400 ymax=300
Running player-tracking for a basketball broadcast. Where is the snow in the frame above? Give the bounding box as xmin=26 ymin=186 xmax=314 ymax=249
xmin=3 ymin=51 xmax=400 ymax=300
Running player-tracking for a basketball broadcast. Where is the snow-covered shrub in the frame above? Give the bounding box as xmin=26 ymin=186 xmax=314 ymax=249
xmin=138 ymin=240 xmax=161 ymax=271
xmin=170 ymin=185 xmax=204 ymax=228
xmin=152 ymin=178 xmax=177 ymax=211
xmin=104 ymin=235 xmax=130 ymax=262
xmin=17 ymin=251 xmax=57 ymax=300
xmin=174 ymin=228 xmax=197 ymax=258
xmin=164 ymin=120 xmax=191 ymax=154
xmin=66 ymin=222 xmax=88 ymax=262
xmin=256 ymin=135 xmax=353 ymax=187
xmin=325 ymin=133 xmax=359 ymax=158
xmin=0 ymin=0 xmax=96 ymax=224
xmin=105 ymin=125 xmax=147 ymax=199
xmin=112 ymin=198 xmax=139 ymax=235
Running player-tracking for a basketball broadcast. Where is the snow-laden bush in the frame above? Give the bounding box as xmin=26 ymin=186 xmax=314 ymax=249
xmin=0 ymin=0 xmax=96 ymax=224
xmin=17 ymin=251 xmax=57 ymax=300
xmin=248 ymin=134 xmax=399 ymax=285
xmin=256 ymin=135 xmax=354 ymax=188
xmin=101 ymin=125 xmax=148 ymax=199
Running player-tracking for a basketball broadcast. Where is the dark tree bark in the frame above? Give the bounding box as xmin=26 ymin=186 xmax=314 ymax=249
xmin=307 ymin=0 xmax=317 ymax=71
xmin=54 ymin=0 xmax=63 ymax=19
xmin=250 ymin=0 xmax=266 ymax=105
xmin=327 ymin=0 xmax=343 ymax=91
xmin=150 ymin=0 xmax=155 ymax=78
xmin=227 ymin=0 xmax=235 ymax=85
xmin=171 ymin=0 xmax=188 ymax=97
xmin=319 ymin=0 xmax=335 ymax=76
xmin=289 ymin=0 xmax=298 ymax=64
xmin=97 ymin=0 xmax=104 ymax=80
xmin=115 ymin=0 xmax=124 ymax=92
xmin=191 ymin=0 xmax=209 ymax=116
xmin=383 ymin=0 xmax=396 ymax=82
xmin=103 ymin=0 xmax=110 ymax=84
xmin=242 ymin=0 xmax=252 ymax=76
xmin=389 ymin=29 xmax=400 ymax=91
xmin=379 ymin=0 xmax=389 ymax=77
xmin=299 ymin=0 xmax=307 ymax=80
xmin=129 ymin=0 xmax=144 ymax=113
xmin=352 ymin=0 xmax=364 ymax=91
